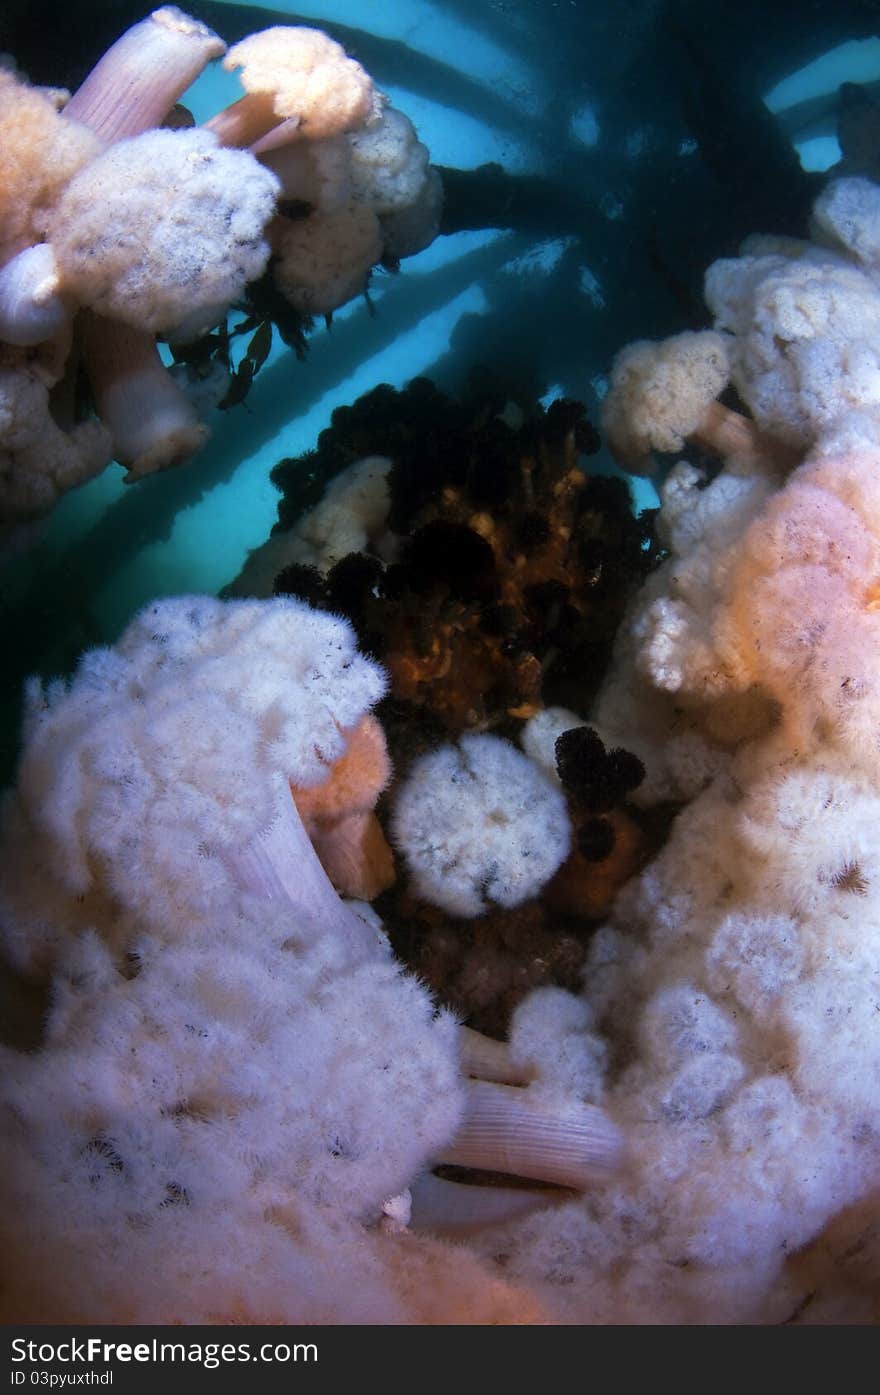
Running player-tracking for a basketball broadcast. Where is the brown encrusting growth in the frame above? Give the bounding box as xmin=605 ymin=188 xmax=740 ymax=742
xmin=263 ymin=377 xmax=661 ymax=1032
xmin=383 ymin=886 xmax=587 ymax=1038
xmin=272 ymin=378 xmax=657 ymax=732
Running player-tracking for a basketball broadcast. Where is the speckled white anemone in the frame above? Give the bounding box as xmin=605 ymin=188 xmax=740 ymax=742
xmin=391 ymin=733 xmax=572 ymax=917
xmin=47 ymin=128 xmax=280 ymax=334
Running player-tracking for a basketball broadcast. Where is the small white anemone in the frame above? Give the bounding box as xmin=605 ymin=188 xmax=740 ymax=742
xmin=391 ymin=733 xmax=572 ymax=918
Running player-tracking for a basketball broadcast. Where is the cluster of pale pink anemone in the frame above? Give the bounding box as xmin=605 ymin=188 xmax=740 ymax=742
xmin=0 ymin=8 xmax=443 ymax=525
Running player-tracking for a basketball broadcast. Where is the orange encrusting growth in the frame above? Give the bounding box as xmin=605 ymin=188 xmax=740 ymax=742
xmin=545 ymin=806 xmax=645 ymax=921
xmin=292 ymin=713 xmax=395 ymax=899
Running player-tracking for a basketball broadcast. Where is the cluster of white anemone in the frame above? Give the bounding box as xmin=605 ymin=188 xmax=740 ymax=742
xmin=0 ymin=593 xmax=621 ymax=1323
xmin=0 ymin=9 xmax=443 ymax=523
